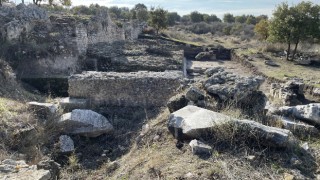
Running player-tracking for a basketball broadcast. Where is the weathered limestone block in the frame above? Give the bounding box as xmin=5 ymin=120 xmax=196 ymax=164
xmin=68 ymin=71 xmax=182 ymax=107
xmin=59 ymin=109 xmax=113 ymax=137
xmin=272 ymin=103 xmax=320 ymax=125
xmin=168 ymin=106 xmax=296 ymax=148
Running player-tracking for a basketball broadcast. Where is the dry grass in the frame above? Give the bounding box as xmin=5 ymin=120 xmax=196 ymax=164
xmin=235 ymin=47 xmax=320 ymax=87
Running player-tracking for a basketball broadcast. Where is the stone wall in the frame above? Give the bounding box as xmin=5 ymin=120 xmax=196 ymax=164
xmin=0 ymin=4 xmax=144 ymax=78
xmin=68 ymin=71 xmax=182 ymax=107
xmin=85 ymin=41 xmax=184 ymax=72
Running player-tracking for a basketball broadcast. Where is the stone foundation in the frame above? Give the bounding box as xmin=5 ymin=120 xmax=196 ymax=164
xmin=68 ymin=71 xmax=182 ymax=107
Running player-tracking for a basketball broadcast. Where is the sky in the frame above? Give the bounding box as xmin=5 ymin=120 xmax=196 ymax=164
xmin=18 ymin=0 xmax=320 ymax=18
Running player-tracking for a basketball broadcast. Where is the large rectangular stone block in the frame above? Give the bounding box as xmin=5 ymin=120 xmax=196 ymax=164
xmin=68 ymin=71 xmax=182 ymax=107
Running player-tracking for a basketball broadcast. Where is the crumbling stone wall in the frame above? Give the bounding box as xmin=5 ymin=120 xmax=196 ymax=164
xmin=0 ymin=4 xmax=144 ymax=78
xmin=68 ymin=71 xmax=182 ymax=107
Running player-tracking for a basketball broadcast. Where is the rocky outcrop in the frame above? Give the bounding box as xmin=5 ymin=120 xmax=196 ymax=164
xmin=271 ymin=103 xmax=320 ymax=126
xmin=0 ymin=159 xmax=51 ymax=180
xmin=204 ymin=68 xmax=264 ymax=101
xmin=68 ymin=71 xmax=182 ymax=107
xmin=0 ymin=5 xmax=143 ymax=79
xmin=203 ymin=67 xmax=265 ymax=115
xmin=168 ymin=106 xmax=296 ymax=148
xmin=270 ymin=80 xmax=306 ymax=106
xmin=59 ymin=109 xmax=114 ymax=137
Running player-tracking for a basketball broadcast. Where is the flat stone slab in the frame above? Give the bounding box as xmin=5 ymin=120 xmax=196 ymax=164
xmin=168 ymin=105 xmax=234 ymax=139
xmin=168 ymin=106 xmax=296 ymax=148
xmin=59 ymin=97 xmax=88 ymax=112
xmin=59 ymin=109 xmax=114 ymax=137
xmin=68 ymin=71 xmax=182 ymax=107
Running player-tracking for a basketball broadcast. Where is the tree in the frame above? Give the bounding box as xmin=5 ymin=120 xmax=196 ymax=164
xmin=190 ymin=11 xmax=203 ymax=23
xmin=149 ymin=7 xmax=168 ymax=35
xmin=223 ymin=13 xmax=235 ymax=23
xmin=33 ymin=0 xmax=42 ymax=6
xmin=133 ymin=3 xmax=148 ymax=22
xmin=60 ymin=0 xmax=71 ymax=6
xmin=235 ymin=15 xmax=247 ymax=23
xmin=167 ymin=12 xmax=180 ymax=26
xmin=246 ymin=15 xmax=256 ymax=25
xmin=181 ymin=15 xmax=191 ymax=23
xmin=204 ymin=14 xmax=221 ymax=23
xmin=256 ymin=15 xmax=268 ymax=22
xmin=269 ymin=1 xmax=320 ymax=60
xmin=254 ymin=19 xmax=269 ymax=40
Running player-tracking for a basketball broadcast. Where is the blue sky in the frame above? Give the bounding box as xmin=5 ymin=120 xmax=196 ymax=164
xmin=20 ymin=0 xmax=320 ymax=18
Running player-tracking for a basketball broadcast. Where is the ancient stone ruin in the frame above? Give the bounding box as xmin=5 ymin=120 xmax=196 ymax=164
xmin=68 ymin=71 xmax=182 ymax=107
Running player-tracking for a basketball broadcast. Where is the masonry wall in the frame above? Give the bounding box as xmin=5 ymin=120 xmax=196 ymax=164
xmin=68 ymin=71 xmax=182 ymax=107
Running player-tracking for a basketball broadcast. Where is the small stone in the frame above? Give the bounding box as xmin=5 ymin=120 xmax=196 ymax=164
xmin=246 ymin=155 xmax=256 ymax=160
xmin=59 ymin=135 xmax=74 ymax=153
xmin=301 ymin=142 xmax=309 ymax=151
xmin=184 ymin=172 xmax=195 ymax=178
xmin=153 ymin=135 xmax=160 ymax=141
xmin=284 ymin=173 xmax=294 ymax=180
xmin=189 ymin=139 xmax=212 ymax=155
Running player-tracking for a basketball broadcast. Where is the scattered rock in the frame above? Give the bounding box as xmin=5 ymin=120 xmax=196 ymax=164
xmin=0 ymin=159 xmax=51 ymax=180
xmin=168 ymin=106 xmax=296 ymax=148
xmin=37 ymin=159 xmax=61 ymax=180
xmin=234 ymin=119 xmax=296 ymax=148
xmin=264 ymin=60 xmax=278 ymax=66
xmin=185 ymin=86 xmax=205 ymax=102
xmin=58 ymin=109 xmax=114 ymax=137
xmin=59 ymin=135 xmax=74 ymax=153
xmin=272 ymin=103 xmax=320 ymax=126
xmin=204 ymin=67 xmax=224 ymax=77
xmin=313 ymin=88 xmax=320 ymax=96
xmin=27 ymin=101 xmax=58 ymax=119
xmin=59 ymin=97 xmax=88 ymax=112
xmin=189 ymin=139 xmax=212 ymax=155
xmin=204 ymin=69 xmax=264 ymax=102
xmin=12 ymin=126 xmax=38 ymax=148
xmin=167 ymin=94 xmax=189 ymax=113
xmin=270 ymin=80 xmax=306 ymax=106
xmin=272 ymin=115 xmax=319 ymax=136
